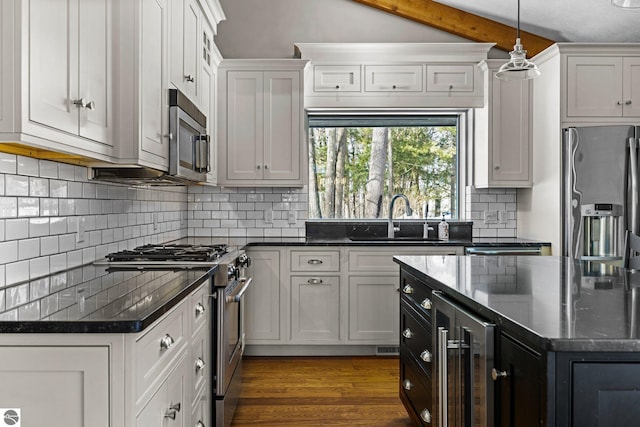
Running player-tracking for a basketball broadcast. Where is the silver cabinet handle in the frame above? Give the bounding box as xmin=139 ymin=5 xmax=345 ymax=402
xmin=164 ymin=402 xmax=181 ymax=420
xmin=402 ymin=284 xmax=414 ymax=294
xmin=185 ymin=74 xmax=195 ymax=82
xmin=195 ymin=357 xmax=205 ymax=372
xmin=307 ymin=259 xmax=323 ymax=265
xmin=420 ymin=350 xmax=432 ymax=363
xmin=402 ymin=328 xmax=413 ymax=339
xmin=392 ymin=84 xmax=397 ymax=89
xmin=420 ymin=409 xmax=432 ymax=423
xmin=159 ymin=334 xmax=174 ymax=350
xmin=491 ymin=368 xmax=508 ymax=381
xmin=257 ymin=165 xmax=261 ymax=170
xmin=163 ymin=132 xmax=173 ymax=140
xmin=495 ymin=165 xmax=500 ymax=170
xmin=196 ymin=421 xmax=205 ymax=427
xmin=264 ymin=164 xmax=269 ymax=170
xmin=626 ymin=100 xmax=633 ymax=105
xmin=307 ymin=278 xmax=323 ymax=285
xmin=438 ymin=327 xmax=449 ymax=427
xmin=335 ymin=85 xmax=340 ymax=89
xmin=72 ymin=98 xmax=95 ymax=110
xmin=195 ymin=302 xmax=205 ymax=317
xmin=420 ymin=298 xmax=432 ymax=310
xmin=402 ymin=379 xmax=413 ymax=390
xmin=618 ymin=100 xmax=623 ymax=105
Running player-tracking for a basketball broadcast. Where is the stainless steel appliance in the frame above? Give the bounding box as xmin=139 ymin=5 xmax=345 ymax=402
xmin=432 ymin=291 xmax=495 ymax=427
xmin=563 ymin=126 xmax=640 ymax=261
xmin=465 ymin=247 xmax=542 ymax=256
xmin=91 ymin=88 xmax=210 ymax=185
xmin=100 ymin=243 xmax=251 ymax=427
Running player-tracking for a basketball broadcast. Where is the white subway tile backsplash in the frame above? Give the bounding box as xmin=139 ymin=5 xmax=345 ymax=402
xmin=17 ymin=156 xmax=39 ymax=176
xmin=18 ymin=197 xmax=39 ymax=217
xmin=0 ymin=197 xmax=17 ymax=218
xmin=6 ymin=175 xmax=29 ymax=196
xmin=5 ymin=218 xmax=29 ymax=240
xmin=6 ymin=261 xmax=29 ymax=285
xmin=18 ymin=238 xmax=39 ymax=260
xmin=0 ymin=153 xmax=17 ymax=174
xmin=0 ymin=241 xmax=18 ymax=263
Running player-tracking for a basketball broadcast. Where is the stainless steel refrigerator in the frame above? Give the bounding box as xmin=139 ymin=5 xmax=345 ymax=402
xmin=563 ymin=125 xmax=640 ymax=260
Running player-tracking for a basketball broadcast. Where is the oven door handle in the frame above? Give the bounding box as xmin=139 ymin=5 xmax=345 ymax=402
xmin=225 ymin=277 xmax=252 ymax=303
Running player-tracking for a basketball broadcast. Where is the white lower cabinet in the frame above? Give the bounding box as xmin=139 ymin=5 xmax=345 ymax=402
xmin=246 ymin=245 xmax=463 ymax=354
xmin=0 ymin=282 xmax=211 ymax=427
xmin=290 ymin=275 xmax=341 ymax=343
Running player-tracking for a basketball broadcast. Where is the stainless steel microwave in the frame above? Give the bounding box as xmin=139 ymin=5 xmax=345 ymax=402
xmin=168 ymin=88 xmax=210 ymax=182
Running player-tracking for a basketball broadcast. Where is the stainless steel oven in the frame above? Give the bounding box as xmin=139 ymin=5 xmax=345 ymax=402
xmin=432 ymin=291 xmax=495 ymax=427
xmin=212 ymin=252 xmax=252 ymax=427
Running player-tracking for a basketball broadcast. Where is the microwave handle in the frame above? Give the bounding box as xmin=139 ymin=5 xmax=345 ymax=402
xmin=194 ymin=135 xmax=210 ymax=173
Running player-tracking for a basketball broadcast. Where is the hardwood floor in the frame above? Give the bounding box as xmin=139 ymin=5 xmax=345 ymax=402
xmin=231 ymin=356 xmax=415 ymax=427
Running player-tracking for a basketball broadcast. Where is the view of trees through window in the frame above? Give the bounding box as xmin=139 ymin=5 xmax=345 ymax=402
xmin=308 ymin=116 xmax=458 ymax=220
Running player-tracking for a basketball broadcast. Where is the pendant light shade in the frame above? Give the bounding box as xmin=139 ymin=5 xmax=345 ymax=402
xmin=495 ymin=0 xmax=540 ymax=80
xmin=612 ymin=0 xmax=640 ymax=7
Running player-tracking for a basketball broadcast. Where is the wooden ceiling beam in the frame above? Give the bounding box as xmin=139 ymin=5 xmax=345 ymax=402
xmin=351 ymin=0 xmax=555 ymax=57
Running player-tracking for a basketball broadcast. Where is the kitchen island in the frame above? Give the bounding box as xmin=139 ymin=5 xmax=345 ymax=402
xmin=394 ymin=255 xmax=640 ymax=427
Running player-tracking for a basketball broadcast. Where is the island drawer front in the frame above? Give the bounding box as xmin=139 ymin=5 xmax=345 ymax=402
xmin=135 ymin=303 xmax=187 ymax=399
xmin=290 ymin=250 xmax=340 ymax=272
xmin=401 ymin=301 xmax=433 ymax=377
xmin=400 ymin=270 xmax=434 ymax=322
xmin=190 ymin=283 xmax=209 ymax=338
xmin=400 ymin=354 xmax=434 ymax=426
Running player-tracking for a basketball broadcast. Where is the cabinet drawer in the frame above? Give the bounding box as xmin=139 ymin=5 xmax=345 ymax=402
xmin=364 ymin=65 xmax=423 ymax=92
xmin=190 ymin=283 xmax=210 ymax=337
xmin=400 ymin=355 xmax=433 ymax=426
xmin=191 ymin=326 xmax=208 ymax=401
xmin=313 ymin=65 xmax=361 ymax=92
xmin=400 ymin=270 xmax=434 ymax=321
xmin=135 ymin=303 xmax=187 ymax=399
xmin=401 ymin=302 xmax=433 ymax=377
xmin=426 ymin=64 xmax=474 ymax=92
xmin=290 ymin=250 xmax=340 ymax=272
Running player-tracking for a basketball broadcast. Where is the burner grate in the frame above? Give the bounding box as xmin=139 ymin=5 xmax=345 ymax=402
xmin=107 ymin=243 xmax=228 ymax=262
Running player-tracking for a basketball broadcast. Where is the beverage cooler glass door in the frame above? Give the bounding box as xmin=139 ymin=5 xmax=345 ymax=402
xmin=433 ymin=291 xmax=495 ymax=427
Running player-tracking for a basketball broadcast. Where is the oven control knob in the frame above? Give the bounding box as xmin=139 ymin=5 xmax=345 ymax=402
xmin=236 ymin=253 xmax=251 ymax=267
xmin=227 ymin=265 xmax=239 ymax=281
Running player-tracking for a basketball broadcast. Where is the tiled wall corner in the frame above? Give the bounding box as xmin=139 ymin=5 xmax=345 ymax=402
xmin=465 ymin=186 xmax=517 ymax=238
xmin=187 ymin=185 xmax=308 ymax=240
xmin=0 ymin=153 xmax=188 ymax=290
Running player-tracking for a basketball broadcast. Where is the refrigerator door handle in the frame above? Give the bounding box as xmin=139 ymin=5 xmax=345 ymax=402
xmin=629 ymin=137 xmax=639 ymax=235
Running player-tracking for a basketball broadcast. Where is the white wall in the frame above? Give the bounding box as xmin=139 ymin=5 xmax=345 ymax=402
xmin=215 ymin=0 xmax=508 ymax=59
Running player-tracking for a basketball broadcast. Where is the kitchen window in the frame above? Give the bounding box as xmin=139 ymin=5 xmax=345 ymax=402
xmin=308 ymin=113 xmax=461 ymax=220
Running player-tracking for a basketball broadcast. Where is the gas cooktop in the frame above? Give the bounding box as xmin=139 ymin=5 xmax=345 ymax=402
xmin=100 ymin=243 xmax=231 ymax=266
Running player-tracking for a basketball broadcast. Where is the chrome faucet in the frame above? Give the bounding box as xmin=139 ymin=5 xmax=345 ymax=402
xmin=388 ymin=194 xmax=413 ymax=238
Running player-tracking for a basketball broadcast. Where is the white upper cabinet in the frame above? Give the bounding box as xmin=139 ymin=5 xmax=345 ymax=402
xmin=567 ymin=56 xmax=640 ymax=118
xmin=295 ymin=43 xmax=494 ymax=109
xmin=474 ymin=60 xmax=532 ymax=188
xmin=170 ymin=0 xmax=202 ymax=104
xmin=0 ymin=0 xmax=114 ymax=161
xmin=200 ymin=16 xmax=222 ymax=185
xmin=218 ymin=60 xmax=308 ymax=187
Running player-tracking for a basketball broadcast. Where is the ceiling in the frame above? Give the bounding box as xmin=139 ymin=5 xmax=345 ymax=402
xmin=433 ymin=0 xmax=640 ymax=44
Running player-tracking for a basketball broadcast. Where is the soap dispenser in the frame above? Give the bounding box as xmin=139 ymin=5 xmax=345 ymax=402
xmin=438 ymin=215 xmax=449 ymax=241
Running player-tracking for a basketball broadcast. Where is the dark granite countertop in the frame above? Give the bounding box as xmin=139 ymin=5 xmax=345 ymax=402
xmin=240 ymin=236 xmax=550 ymax=248
xmin=0 ymin=264 xmax=216 ymax=333
xmin=394 ymin=255 xmax=640 ymax=352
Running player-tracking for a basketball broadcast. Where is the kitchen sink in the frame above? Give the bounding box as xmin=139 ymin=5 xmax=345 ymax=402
xmin=348 ymin=236 xmax=442 ymax=242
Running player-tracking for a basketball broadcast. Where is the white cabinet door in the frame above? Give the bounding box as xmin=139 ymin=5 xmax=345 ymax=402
xmin=201 ymin=18 xmax=219 ymax=184
xmin=226 ymin=71 xmax=263 ymax=181
xmin=364 ymin=65 xmax=423 ymax=92
xmin=313 ymin=65 xmax=361 ymax=92
xmin=140 ymin=0 xmax=170 ymax=161
xmin=290 ymin=275 xmax=341 ymax=343
xmin=349 ymin=275 xmax=399 ymax=343
xmin=426 ymin=65 xmax=475 ymax=92
xmin=170 ymin=0 xmax=200 ymax=101
xmin=567 ymin=56 xmax=623 ymax=117
xmin=245 ymin=250 xmax=281 ymax=342
xmin=623 ymin=57 xmax=640 ymax=118
xmin=28 ymin=0 xmax=78 ymax=136
xmin=263 ymin=71 xmax=301 ymax=181
xmin=0 ymin=346 xmax=109 ymax=427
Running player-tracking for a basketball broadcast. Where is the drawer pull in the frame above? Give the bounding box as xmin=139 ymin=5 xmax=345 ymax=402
xmin=402 ymin=328 xmax=414 ymax=339
xmin=420 ymin=350 xmax=432 ymax=363
xmin=196 ymin=421 xmax=205 ymax=427
xmin=307 ymin=278 xmax=324 ymax=285
xmin=195 ymin=302 xmax=205 ymax=317
xmin=159 ymin=334 xmax=175 ymax=350
xmin=491 ymin=368 xmax=508 ymax=381
xmin=195 ymin=357 xmax=205 ymax=372
xmin=164 ymin=402 xmax=181 ymax=420
xmin=420 ymin=298 xmax=432 ymax=310
xmin=420 ymin=408 xmax=432 ymax=423
xmin=402 ymin=284 xmax=414 ymax=294
xmin=307 ymin=259 xmax=324 ymax=265
xmin=402 ymin=379 xmax=413 ymax=390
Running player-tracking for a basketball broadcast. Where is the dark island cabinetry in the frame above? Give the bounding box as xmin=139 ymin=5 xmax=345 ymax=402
xmin=395 ymin=255 xmax=640 ymax=427
xmin=495 ymin=333 xmax=545 ymax=427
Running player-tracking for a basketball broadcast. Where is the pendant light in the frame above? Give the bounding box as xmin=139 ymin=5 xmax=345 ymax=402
xmin=612 ymin=0 xmax=640 ymax=8
xmin=495 ymin=0 xmax=540 ymax=80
